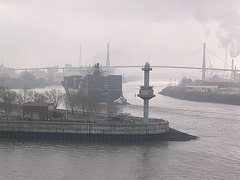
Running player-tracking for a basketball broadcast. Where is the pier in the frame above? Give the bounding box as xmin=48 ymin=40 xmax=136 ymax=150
xmin=0 ymin=62 xmax=199 ymax=142
xmin=0 ymin=120 xmax=170 ymax=142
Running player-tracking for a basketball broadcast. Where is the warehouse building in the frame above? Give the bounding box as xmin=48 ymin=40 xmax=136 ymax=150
xmin=23 ymin=103 xmax=63 ymax=120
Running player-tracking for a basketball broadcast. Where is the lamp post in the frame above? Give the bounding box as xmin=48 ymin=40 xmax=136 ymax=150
xmin=102 ymin=90 xmax=110 ymax=122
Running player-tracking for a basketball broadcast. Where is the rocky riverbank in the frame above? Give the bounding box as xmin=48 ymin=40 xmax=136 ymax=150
xmin=159 ymin=128 xmax=197 ymax=141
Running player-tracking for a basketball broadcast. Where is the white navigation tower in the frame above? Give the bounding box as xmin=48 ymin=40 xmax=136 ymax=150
xmin=138 ymin=62 xmax=155 ymax=123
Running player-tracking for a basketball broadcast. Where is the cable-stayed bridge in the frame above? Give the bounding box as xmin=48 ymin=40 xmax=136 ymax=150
xmin=8 ymin=65 xmax=240 ymax=74
xmin=1 ymin=43 xmax=239 ymax=80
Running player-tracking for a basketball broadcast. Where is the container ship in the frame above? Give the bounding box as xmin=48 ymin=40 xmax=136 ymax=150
xmin=62 ymin=63 xmax=122 ymax=102
xmin=159 ymin=77 xmax=240 ymax=105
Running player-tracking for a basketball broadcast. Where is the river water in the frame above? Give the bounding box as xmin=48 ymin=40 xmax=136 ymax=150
xmin=1 ymin=80 xmax=240 ymax=180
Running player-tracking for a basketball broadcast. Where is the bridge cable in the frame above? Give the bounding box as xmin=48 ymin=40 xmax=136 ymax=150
xmin=205 ymin=47 xmax=229 ymax=68
xmin=88 ymin=47 xmax=107 ymax=64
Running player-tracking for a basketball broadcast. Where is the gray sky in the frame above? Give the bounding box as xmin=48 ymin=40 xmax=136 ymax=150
xmin=1 ymin=0 xmax=240 ymax=70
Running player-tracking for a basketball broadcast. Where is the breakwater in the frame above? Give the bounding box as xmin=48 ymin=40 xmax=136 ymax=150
xmin=0 ymin=120 xmax=173 ymax=142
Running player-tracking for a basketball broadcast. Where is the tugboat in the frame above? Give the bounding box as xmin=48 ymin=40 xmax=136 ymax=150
xmin=114 ymin=96 xmax=131 ymax=105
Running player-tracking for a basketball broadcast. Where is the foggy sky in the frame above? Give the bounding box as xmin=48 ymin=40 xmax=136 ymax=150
xmin=1 ymin=0 xmax=240 ymax=70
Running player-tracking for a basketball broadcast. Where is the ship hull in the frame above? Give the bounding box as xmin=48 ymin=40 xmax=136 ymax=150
xmin=159 ymin=86 xmax=240 ymax=105
xmin=63 ymin=84 xmax=122 ymax=102
xmin=88 ymin=90 xmax=122 ymax=102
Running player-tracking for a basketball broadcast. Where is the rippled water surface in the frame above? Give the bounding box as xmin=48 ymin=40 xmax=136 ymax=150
xmin=1 ymin=80 xmax=240 ymax=180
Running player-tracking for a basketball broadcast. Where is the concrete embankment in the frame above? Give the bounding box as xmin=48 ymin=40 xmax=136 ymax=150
xmin=0 ymin=120 xmax=196 ymax=142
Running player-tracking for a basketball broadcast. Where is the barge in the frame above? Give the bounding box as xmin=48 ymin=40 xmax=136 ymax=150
xmin=159 ymin=77 xmax=240 ymax=105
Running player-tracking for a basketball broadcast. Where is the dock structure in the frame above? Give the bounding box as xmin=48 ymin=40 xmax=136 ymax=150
xmin=138 ymin=63 xmax=155 ymax=123
xmin=0 ymin=120 xmax=169 ymax=142
xmin=0 ymin=62 xmax=172 ymax=142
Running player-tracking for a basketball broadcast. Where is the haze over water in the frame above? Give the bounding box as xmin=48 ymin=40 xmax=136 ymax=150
xmin=0 ymin=80 xmax=240 ymax=179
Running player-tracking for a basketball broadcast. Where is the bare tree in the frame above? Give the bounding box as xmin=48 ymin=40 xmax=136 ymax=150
xmin=0 ymin=88 xmax=17 ymax=119
xmin=76 ymin=91 xmax=88 ymax=116
xmin=65 ymin=90 xmax=97 ymax=118
xmin=45 ymin=89 xmax=64 ymax=109
xmin=27 ymin=91 xmax=48 ymax=103
xmin=16 ymin=87 xmax=32 ymax=106
xmin=64 ymin=94 xmax=70 ymax=119
xmin=86 ymin=97 xmax=99 ymax=116
xmin=107 ymin=102 xmax=119 ymax=117
xmin=64 ymin=92 xmax=78 ymax=117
